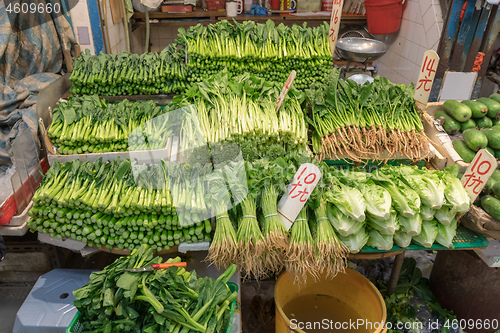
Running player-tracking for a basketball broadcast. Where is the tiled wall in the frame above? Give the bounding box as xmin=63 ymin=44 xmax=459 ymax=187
xmin=150 ymin=26 xmax=179 ymax=52
xmin=375 ymin=0 xmax=444 ymax=85
xmin=101 ymin=0 xmax=128 ymax=54
xmin=69 ymin=0 xmax=96 ymax=54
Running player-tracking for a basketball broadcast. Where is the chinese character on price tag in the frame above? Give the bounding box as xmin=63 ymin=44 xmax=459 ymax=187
xmin=461 ymin=149 xmax=498 ymax=202
xmin=277 ymin=163 xmax=322 ymax=230
xmin=328 ymin=0 xmax=344 ymax=54
xmin=414 ymin=50 xmax=439 ymax=109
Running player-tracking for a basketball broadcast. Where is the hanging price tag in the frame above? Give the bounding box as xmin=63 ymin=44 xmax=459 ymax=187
xmin=462 ymin=149 xmax=498 ymax=202
xmin=414 ymin=50 xmax=440 ymax=110
xmin=328 ymin=0 xmax=345 ymax=54
xmin=277 ymin=163 xmax=322 ymax=230
xmin=276 ymin=70 xmax=296 ymax=112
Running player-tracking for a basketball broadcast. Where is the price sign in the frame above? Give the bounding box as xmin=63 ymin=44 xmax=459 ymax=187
xmin=328 ymin=0 xmax=345 ymax=54
xmin=276 ymin=70 xmax=296 ymax=112
xmin=461 ymin=149 xmax=498 ymax=202
xmin=277 ymin=163 xmax=322 ymax=230
xmin=414 ymin=50 xmax=439 ymax=109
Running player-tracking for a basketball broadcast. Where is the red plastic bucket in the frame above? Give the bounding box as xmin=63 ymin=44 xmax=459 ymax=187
xmin=364 ymin=0 xmax=405 ymax=35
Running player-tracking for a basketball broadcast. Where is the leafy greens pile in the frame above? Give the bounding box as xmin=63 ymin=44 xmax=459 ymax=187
xmin=48 ymin=96 xmax=171 ymax=154
xmin=73 ymin=245 xmax=238 ymax=333
xmin=169 ymin=71 xmax=308 ymax=160
xmin=207 ymin=159 xmax=470 ymax=282
xmin=69 ymin=46 xmax=188 ymax=96
xmin=28 ymin=158 xmax=217 ymax=251
xmin=306 ymin=71 xmax=431 ymax=162
xmin=177 ymin=20 xmax=332 ymax=90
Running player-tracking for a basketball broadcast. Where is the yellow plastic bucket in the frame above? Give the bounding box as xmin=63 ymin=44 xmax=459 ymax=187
xmin=275 ymin=269 xmax=387 ymax=333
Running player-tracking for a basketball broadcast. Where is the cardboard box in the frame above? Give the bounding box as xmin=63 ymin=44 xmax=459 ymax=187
xmin=474 ymin=239 xmax=500 ymax=267
xmin=422 ymin=102 xmax=470 ymax=172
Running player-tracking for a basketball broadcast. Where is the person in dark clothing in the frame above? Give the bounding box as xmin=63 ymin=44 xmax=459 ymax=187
xmin=0 ymin=235 xmax=6 ymax=262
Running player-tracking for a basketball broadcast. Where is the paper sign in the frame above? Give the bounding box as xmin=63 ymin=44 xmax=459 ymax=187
xmin=328 ymin=0 xmax=345 ymax=54
xmin=276 ymin=70 xmax=296 ymax=112
xmin=414 ymin=50 xmax=440 ymax=109
xmin=461 ymin=149 xmax=498 ymax=202
xmin=277 ymin=163 xmax=322 ymax=230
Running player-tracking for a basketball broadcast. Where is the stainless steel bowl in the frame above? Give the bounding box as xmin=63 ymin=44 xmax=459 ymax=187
xmin=336 ymin=37 xmax=388 ymax=63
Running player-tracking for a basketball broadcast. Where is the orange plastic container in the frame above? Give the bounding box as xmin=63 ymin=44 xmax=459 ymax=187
xmin=364 ymin=0 xmax=405 ymax=35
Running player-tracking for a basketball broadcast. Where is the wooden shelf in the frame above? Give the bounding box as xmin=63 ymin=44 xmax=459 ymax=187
xmin=132 ymin=9 xmax=366 ymax=24
xmin=132 ymin=8 xmax=225 ymax=20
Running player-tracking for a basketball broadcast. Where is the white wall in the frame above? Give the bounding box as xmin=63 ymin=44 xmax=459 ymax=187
xmin=69 ymin=0 xmax=96 ymax=54
xmin=101 ymin=0 xmax=128 ymax=54
xmin=375 ymin=0 xmax=444 ymax=85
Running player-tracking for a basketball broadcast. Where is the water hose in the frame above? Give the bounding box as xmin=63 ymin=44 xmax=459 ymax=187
xmin=144 ymin=5 xmax=149 ymax=52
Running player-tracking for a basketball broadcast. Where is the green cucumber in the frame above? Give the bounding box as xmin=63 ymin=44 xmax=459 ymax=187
xmin=492 ymin=124 xmax=500 ymax=131
xmin=462 ymin=100 xmax=488 ymax=118
xmin=481 ymin=195 xmax=500 ymax=221
xmin=462 ymin=128 xmax=488 ymax=151
xmin=490 ymin=93 xmax=500 ymax=104
xmin=443 ymin=100 xmax=472 ymax=122
xmin=481 ymin=128 xmax=500 ymax=149
xmin=452 ymin=139 xmax=476 ymax=163
xmin=476 ymin=116 xmax=493 ymax=128
xmin=493 ymin=182 xmax=500 ymax=200
xmin=477 ymin=97 xmax=500 ymax=119
xmin=434 ymin=110 xmax=461 ymax=135
xmin=495 ymin=149 xmax=500 ymax=160
xmin=492 ymin=169 xmax=500 ymax=182
xmin=460 ymin=119 xmax=476 ymax=131
xmin=486 ymin=146 xmax=495 ymax=156
xmin=485 ymin=178 xmax=496 ymax=194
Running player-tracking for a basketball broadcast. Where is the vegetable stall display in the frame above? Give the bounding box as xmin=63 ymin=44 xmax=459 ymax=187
xmin=72 ymin=245 xmax=238 ymax=333
xmin=69 ymin=46 xmax=189 ymax=96
xmin=306 ymin=72 xmax=431 ymax=162
xmin=176 ymin=20 xmax=333 ymax=89
xmin=48 ymin=96 xmax=171 ymax=154
xmin=207 ymin=156 xmax=470 ymax=282
xmin=28 ymin=158 xmax=215 ymax=251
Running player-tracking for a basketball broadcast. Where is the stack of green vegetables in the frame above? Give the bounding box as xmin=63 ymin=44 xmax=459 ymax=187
xmin=168 ymin=72 xmax=307 ymax=160
xmin=207 ymin=157 xmax=470 ymax=282
xmin=73 ymin=245 xmax=238 ymax=333
xmin=28 ymin=158 xmax=214 ymax=251
xmin=306 ymin=71 xmax=431 ymax=162
xmin=176 ymin=20 xmax=333 ymax=89
xmin=69 ymin=46 xmax=188 ymax=96
xmin=48 ymin=96 xmax=173 ymax=154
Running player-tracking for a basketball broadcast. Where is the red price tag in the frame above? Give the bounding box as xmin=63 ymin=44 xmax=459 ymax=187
xmin=328 ymin=0 xmax=344 ymax=54
xmin=414 ymin=50 xmax=439 ymax=109
xmin=461 ymin=149 xmax=498 ymax=202
xmin=276 ymin=70 xmax=296 ymax=112
xmin=277 ymin=163 xmax=322 ymax=230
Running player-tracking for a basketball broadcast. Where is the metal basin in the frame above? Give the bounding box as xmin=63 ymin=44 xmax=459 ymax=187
xmin=336 ymin=37 xmax=388 ymax=63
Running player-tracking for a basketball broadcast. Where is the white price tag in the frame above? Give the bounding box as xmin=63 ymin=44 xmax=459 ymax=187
xmin=276 ymin=70 xmax=296 ymax=112
xmin=328 ymin=0 xmax=344 ymax=54
xmin=461 ymin=149 xmax=498 ymax=202
xmin=414 ymin=50 xmax=439 ymax=109
xmin=277 ymin=163 xmax=322 ymax=230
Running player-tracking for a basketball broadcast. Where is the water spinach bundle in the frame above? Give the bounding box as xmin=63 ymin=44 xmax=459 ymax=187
xmin=307 ymin=71 xmax=431 ymax=162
